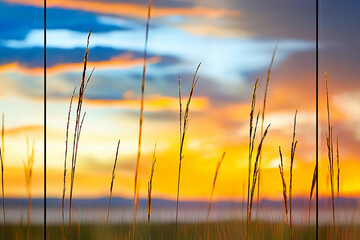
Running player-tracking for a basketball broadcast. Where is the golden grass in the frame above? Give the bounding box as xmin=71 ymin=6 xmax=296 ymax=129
xmin=308 ymin=164 xmax=317 ymax=224
xmin=325 ymin=72 xmax=335 ymax=227
xmin=147 ymin=144 xmax=157 ymax=240
xmin=133 ymin=1 xmax=152 ymax=238
xmin=0 ymin=114 xmax=5 ymax=236
xmin=257 ymin=44 xmax=278 ymax=211
xmin=247 ymin=78 xmax=258 ymax=220
xmin=62 ymin=87 xmax=75 ymax=239
xmin=277 ymin=110 xmax=297 ymax=240
xmin=175 ymin=63 xmax=201 ymax=240
xmin=246 ymin=123 xmax=270 ymax=239
xmin=289 ymin=111 xmax=298 ymax=239
xmin=68 ymin=29 xmax=94 ymax=239
xmin=107 ymin=140 xmax=121 ymax=224
xmin=336 ymin=134 xmax=340 ymax=197
xmin=207 ymin=152 xmax=226 ymax=222
xmin=278 ymin=146 xmax=290 ymax=235
xmin=23 ymin=138 xmax=35 ymax=227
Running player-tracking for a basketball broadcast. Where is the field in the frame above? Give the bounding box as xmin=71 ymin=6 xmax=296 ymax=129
xmin=1 ymin=220 xmax=358 ymax=240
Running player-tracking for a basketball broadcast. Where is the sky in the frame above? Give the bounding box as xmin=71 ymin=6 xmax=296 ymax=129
xmin=0 ymin=0 xmax=359 ymax=202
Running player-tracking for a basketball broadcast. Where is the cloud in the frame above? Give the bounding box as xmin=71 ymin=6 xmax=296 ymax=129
xmin=5 ymin=28 xmax=314 ymax=85
xmin=5 ymin=0 xmax=240 ymax=19
xmin=42 ymin=94 xmax=208 ymax=112
xmin=0 ymin=53 xmax=160 ymax=76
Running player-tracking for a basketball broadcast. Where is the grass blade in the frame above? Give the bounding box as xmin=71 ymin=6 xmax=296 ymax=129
xmin=207 ymin=152 xmax=226 ymax=222
xmin=107 ymin=140 xmax=120 ymax=224
xmin=133 ymin=1 xmax=152 ymax=238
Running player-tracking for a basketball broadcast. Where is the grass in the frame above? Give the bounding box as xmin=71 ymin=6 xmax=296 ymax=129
xmin=207 ymin=152 xmax=226 ymax=221
xmin=176 ymin=63 xmax=201 ymax=240
xmin=325 ymin=72 xmax=336 ymax=228
xmin=247 ymin=78 xmax=259 ymax=223
xmin=62 ymin=87 xmax=75 ymax=239
xmin=68 ymin=29 xmax=94 ymax=238
xmin=277 ymin=111 xmax=298 ymax=240
xmin=278 ymin=146 xmax=290 ymax=235
xmin=257 ymin=44 xmax=278 ymax=212
xmin=308 ymin=164 xmax=317 ymax=224
xmin=336 ymin=134 xmax=340 ymax=197
xmin=107 ymin=140 xmax=121 ymax=224
xmin=133 ymin=1 xmax=152 ymax=238
xmin=41 ymin=220 xmax=322 ymax=240
xmin=247 ymin=123 xmax=270 ymax=238
xmin=147 ymin=144 xmax=157 ymax=240
xmin=23 ymin=138 xmax=35 ymax=228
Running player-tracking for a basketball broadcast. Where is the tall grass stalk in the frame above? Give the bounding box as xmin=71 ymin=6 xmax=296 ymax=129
xmin=325 ymin=72 xmax=335 ymax=227
xmin=107 ymin=140 xmax=120 ymax=223
xmin=147 ymin=144 xmax=157 ymax=240
xmin=1 ymin=114 xmax=5 ymax=236
xmin=336 ymin=134 xmax=340 ymax=197
xmin=207 ymin=152 xmax=226 ymax=222
xmin=175 ymin=63 xmax=201 ymax=240
xmin=133 ymin=1 xmax=152 ymax=238
xmin=278 ymin=147 xmax=290 ymax=235
xmin=308 ymin=164 xmax=317 ymax=224
xmin=289 ymin=110 xmax=298 ymax=240
xmin=257 ymin=44 xmax=278 ymax=211
xmin=277 ymin=110 xmax=297 ymax=240
xmin=24 ymin=138 xmax=35 ymax=227
xmin=69 ymin=29 xmax=94 ymax=239
xmin=247 ymin=78 xmax=258 ymax=220
xmin=246 ymin=124 xmax=270 ymax=239
xmin=62 ymin=87 xmax=75 ymax=239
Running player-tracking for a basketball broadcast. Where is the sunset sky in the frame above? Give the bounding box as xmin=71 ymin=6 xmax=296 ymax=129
xmin=0 ymin=0 xmax=359 ymax=202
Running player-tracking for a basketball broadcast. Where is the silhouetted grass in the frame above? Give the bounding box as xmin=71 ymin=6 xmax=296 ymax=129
xmin=68 ymin=29 xmax=94 ymax=239
xmin=107 ymin=140 xmax=121 ymax=224
xmin=133 ymin=1 xmax=152 ymax=238
xmin=147 ymin=144 xmax=157 ymax=240
xmin=176 ymin=63 xmax=201 ymax=240
xmin=207 ymin=152 xmax=226 ymax=221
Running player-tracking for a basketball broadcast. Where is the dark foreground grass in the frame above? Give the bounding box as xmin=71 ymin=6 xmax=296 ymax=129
xmin=1 ymin=221 xmax=358 ymax=239
xmin=43 ymin=221 xmax=318 ymax=240
xmin=0 ymin=224 xmax=44 ymax=239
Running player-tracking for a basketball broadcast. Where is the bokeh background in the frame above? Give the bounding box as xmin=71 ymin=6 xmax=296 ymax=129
xmin=0 ymin=0 xmax=359 ymax=230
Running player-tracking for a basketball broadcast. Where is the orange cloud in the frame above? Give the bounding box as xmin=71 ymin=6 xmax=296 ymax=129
xmin=0 ymin=54 xmax=161 ymax=76
xmin=5 ymin=125 xmax=43 ymax=136
xmin=5 ymin=0 xmax=240 ymax=19
xmin=44 ymin=94 xmax=209 ymax=112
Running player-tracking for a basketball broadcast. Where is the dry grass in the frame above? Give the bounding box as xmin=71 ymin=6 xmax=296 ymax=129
xmin=246 ymin=123 xmax=270 ymax=239
xmin=336 ymin=134 xmax=340 ymax=197
xmin=23 ymin=138 xmax=35 ymax=227
xmin=207 ymin=152 xmax=226 ymax=222
xmin=68 ymin=29 xmax=94 ymax=239
xmin=133 ymin=1 xmax=152 ymax=238
xmin=176 ymin=63 xmax=201 ymax=240
xmin=276 ymin=111 xmax=297 ymax=240
xmin=289 ymin=110 xmax=298 ymax=240
xmin=325 ymin=72 xmax=335 ymax=227
xmin=0 ymin=114 xmax=5 ymax=236
xmin=62 ymin=87 xmax=75 ymax=239
xmin=278 ymin=146 xmax=290 ymax=236
xmin=147 ymin=144 xmax=157 ymax=240
xmin=107 ymin=140 xmax=121 ymax=223
xmin=247 ymin=78 xmax=258 ymax=220
xmin=257 ymin=44 xmax=278 ymax=211
xmin=308 ymin=164 xmax=317 ymax=224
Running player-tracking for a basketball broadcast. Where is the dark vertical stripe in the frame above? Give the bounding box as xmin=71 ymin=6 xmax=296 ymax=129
xmin=44 ymin=0 xmax=47 ymax=238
